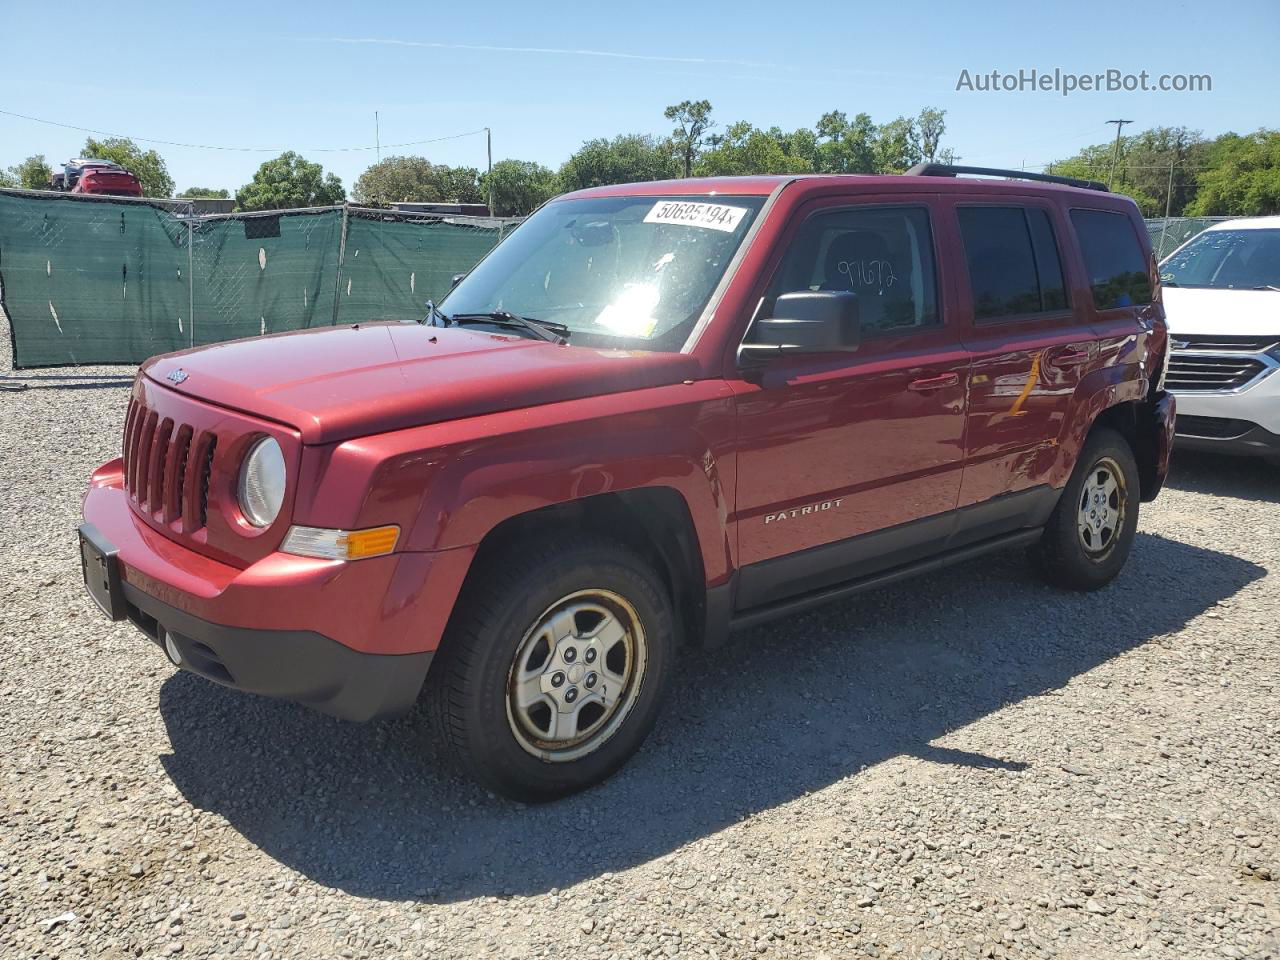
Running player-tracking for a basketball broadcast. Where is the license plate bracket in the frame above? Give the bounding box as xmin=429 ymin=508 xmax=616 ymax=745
xmin=78 ymin=523 xmax=126 ymax=621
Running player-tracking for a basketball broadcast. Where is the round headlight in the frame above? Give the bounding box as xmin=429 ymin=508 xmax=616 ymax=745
xmin=238 ymin=437 xmax=286 ymax=528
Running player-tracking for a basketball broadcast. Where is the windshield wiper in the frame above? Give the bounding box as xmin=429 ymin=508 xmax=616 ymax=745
xmin=441 ymin=310 xmax=569 ymax=344
xmin=1252 ymin=285 xmax=1280 ymax=292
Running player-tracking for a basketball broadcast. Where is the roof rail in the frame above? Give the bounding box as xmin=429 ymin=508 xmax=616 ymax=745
xmin=905 ymin=163 xmax=1108 ymax=192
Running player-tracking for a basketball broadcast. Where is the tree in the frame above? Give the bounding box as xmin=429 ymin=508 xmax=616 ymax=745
xmin=813 ymin=111 xmax=877 ymax=173
xmin=435 ymin=165 xmax=483 ymax=205
xmin=6 ymin=154 xmax=53 ymax=190
xmin=915 ymin=108 xmax=948 ymax=164
xmin=664 ymin=99 xmax=715 ymax=178
xmin=176 ymin=186 xmax=230 ymax=199
xmin=353 ymin=156 xmax=442 ymax=205
xmin=1186 ymin=130 xmax=1280 ymax=217
xmin=1049 ymin=142 xmax=1114 ymax=183
xmin=1049 ymin=127 xmax=1217 ymax=217
xmin=695 ymin=122 xmax=813 ymax=176
xmin=0 ymin=168 xmax=14 ymax=188
xmin=353 ymin=156 xmax=483 ymax=207
xmin=558 ymin=134 xmax=679 ymax=191
xmin=236 ymin=152 xmax=344 ymax=211
xmin=480 ymin=159 xmax=559 ymax=216
xmin=874 ymin=117 xmax=923 ymax=173
xmin=82 ymin=137 xmax=174 ymax=197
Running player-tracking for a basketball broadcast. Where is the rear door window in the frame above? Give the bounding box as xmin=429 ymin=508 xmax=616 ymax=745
xmin=958 ymin=206 xmax=1068 ymax=322
xmin=1070 ymin=209 xmax=1153 ymax=308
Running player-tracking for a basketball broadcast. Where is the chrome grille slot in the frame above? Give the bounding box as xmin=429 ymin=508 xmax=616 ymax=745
xmin=1165 ymin=354 xmax=1267 ymax=391
xmin=1172 ymin=334 xmax=1279 ymax=353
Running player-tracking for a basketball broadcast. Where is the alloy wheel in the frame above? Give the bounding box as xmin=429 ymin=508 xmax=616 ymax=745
xmin=505 ymin=590 xmax=646 ymax=762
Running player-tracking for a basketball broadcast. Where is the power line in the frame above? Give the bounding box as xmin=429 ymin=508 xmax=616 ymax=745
xmin=0 ymin=107 xmax=487 ymax=154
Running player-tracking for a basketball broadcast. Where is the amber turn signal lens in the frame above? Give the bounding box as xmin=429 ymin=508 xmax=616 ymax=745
xmin=341 ymin=525 xmax=399 ymax=560
xmin=281 ymin=524 xmax=399 ymax=561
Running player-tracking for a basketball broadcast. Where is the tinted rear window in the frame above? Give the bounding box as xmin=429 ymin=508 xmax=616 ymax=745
xmin=958 ymin=207 xmax=1067 ymax=321
xmin=1070 ymin=209 xmax=1153 ymax=308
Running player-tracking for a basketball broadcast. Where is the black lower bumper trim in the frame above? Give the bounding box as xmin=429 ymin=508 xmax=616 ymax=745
xmin=122 ymin=582 xmax=432 ymax=722
xmin=1175 ymin=420 xmax=1280 ymax=458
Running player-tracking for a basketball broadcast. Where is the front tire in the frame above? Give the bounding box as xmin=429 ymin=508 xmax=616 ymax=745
xmin=1032 ymin=427 xmax=1140 ymax=591
xmin=427 ymin=534 xmax=675 ymax=802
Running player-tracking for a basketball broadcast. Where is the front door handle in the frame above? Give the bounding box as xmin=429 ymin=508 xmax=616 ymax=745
xmin=907 ymin=372 xmax=960 ymax=392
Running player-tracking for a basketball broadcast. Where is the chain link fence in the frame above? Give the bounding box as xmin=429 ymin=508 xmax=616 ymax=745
xmin=1145 ymin=216 xmax=1238 ymax=261
xmin=0 ymin=188 xmax=520 ymax=368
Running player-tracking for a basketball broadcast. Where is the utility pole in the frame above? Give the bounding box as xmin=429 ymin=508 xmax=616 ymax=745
xmin=375 ymin=111 xmax=380 ymax=161
xmin=1106 ymin=119 xmax=1132 ymax=189
xmin=1161 ymin=155 xmax=1177 ymax=258
xmin=485 ymin=126 xmax=494 ymax=217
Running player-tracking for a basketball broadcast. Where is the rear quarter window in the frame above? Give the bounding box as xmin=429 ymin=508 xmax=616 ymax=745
xmin=1070 ymin=209 xmax=1153 ymax=309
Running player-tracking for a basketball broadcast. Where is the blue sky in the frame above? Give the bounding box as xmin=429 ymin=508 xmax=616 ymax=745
xmin=3 ymin=0 xmax=1277 ymax=194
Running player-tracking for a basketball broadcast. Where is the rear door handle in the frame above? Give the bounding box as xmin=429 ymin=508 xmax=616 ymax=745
xmin=1054 ymin=349 xmax=1091 ymax=367
xmin=907 ymin=372 xmax=960 ymax=391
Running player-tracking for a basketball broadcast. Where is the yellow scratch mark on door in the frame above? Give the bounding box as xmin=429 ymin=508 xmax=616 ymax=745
xmin=1008 ymin=351 xmax=1042 ymax=417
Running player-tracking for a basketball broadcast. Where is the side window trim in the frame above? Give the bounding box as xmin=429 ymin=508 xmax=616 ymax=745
xmin=955 ymin=201 xmax=1072 ymax=326
xmin=752 ymin=201 xmax=945 ymax=346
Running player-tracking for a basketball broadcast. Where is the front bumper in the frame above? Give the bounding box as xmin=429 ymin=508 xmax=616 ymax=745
xmin=1174 ymin=416 xmax=1280 ymax=458
xmin=120 ymin=572 xmax=432 ymax=721
xmin=81 ymin=460 xmax=476 ymax=721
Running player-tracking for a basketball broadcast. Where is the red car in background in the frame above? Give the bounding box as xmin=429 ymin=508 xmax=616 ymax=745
xmin=51 ymin=158 xmax=143 ymax=197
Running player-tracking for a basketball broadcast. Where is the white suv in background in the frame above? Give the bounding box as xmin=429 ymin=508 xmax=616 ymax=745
xmin=1160 ymin=216 xmax=1280 ymax=465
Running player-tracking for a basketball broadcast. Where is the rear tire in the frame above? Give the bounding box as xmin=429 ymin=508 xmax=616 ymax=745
xmin=1032 ymin=427 xmax=1140 ymax=591
xmin=426 ymin=533 xmax=675 ymax=802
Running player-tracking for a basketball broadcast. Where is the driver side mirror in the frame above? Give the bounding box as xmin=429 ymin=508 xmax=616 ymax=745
xmin=739 ymin=290 xmax=861 ymax=362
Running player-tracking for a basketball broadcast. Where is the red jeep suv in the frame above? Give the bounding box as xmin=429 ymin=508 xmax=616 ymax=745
xmin=80 ymin=166 xmax=1174 ymax=801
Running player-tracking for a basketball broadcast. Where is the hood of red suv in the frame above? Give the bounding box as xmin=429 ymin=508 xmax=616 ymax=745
xmin=142 ymin=322 xmax=701 ymax=444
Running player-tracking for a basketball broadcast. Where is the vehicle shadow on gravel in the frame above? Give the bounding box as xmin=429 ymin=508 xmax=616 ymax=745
xmin=157 ymin=531 xmax=1262 ymax=903
xmin=1167 ymin=450 xmax=1280 ymax=504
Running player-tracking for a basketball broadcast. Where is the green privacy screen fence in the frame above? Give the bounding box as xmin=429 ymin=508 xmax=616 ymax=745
xmin=0 ymin=188 xmax=520 ymax=368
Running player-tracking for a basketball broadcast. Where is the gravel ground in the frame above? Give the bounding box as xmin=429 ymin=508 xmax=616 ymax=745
xmin=2 ymin=310 xmax=1278 ymax=960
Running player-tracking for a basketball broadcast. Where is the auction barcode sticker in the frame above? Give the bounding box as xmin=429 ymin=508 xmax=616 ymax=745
xmin=644 ymin=201 xmax=748 ymax=233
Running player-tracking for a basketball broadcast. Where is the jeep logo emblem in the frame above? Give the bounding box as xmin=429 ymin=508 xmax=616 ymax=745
xmin=166 ymin=368 xmax=189 ymax=384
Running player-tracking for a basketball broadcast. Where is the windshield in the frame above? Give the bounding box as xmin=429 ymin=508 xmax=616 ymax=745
xmin=440 ymin=195 xmax=765 ymax=351
xmin=1160 ymin=228 xmax=1280 ymax=290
